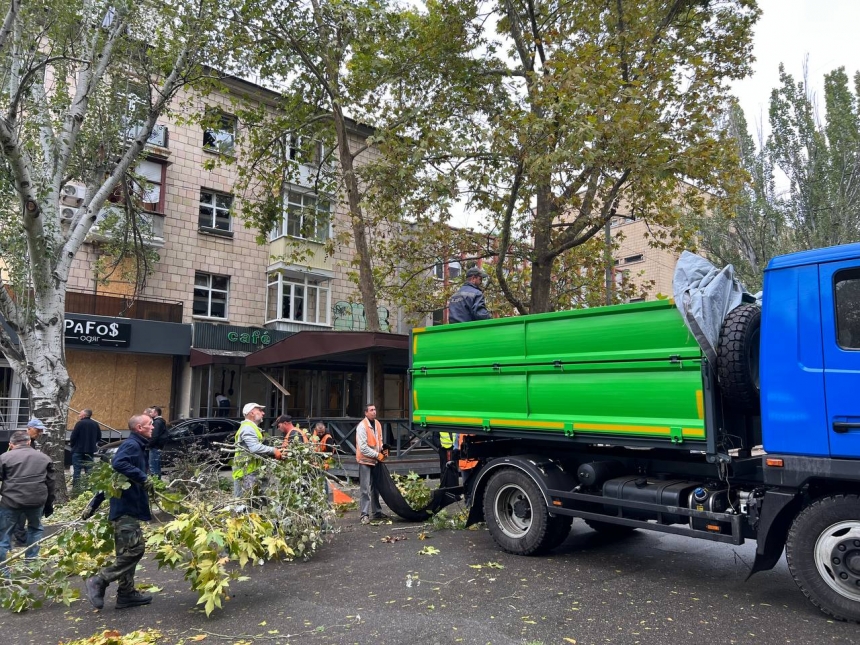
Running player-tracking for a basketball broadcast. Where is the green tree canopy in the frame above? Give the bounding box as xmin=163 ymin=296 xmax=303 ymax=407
xmin=365 ymin=0 xmax=760 ymax=314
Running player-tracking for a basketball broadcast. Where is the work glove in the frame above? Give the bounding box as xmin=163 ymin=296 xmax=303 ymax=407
xmin=43 ymin=500 xmax=54 ymax=518
xmin=273 ymin=449 xmax=283 ymax=460
xmin=451 ymin=449 xmax=461 ymax=463
xmin=377 ymin=451 xmax=386 ymax=462
xmin=143 ymin=479 xmax=156 ymax=495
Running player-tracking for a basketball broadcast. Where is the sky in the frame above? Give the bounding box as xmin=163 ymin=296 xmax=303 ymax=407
xmin=730 ymin=0 xmax=860 ymax=139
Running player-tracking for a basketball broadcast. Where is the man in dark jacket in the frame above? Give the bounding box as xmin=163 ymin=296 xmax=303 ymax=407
xmin=12 ymin=418 xmax=48 ymax=546
xmin=70 ymin=408 xmax=101 ymax=491
xmin=86 ymin=413 xmax=154 ymax=610
xmin=146 ymin=406 xmax=167 ymax=478
xmin=0 ymin=430 xmax=55 ymax=564
xmin=447 ymin=266 xmax=490 ymax=324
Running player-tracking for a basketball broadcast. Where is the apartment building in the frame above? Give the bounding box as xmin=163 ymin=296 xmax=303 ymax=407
xmin=60 ymin=76 xmax=402 ymax=431
xmin=609 ymin=215 xmax=680 ymax=301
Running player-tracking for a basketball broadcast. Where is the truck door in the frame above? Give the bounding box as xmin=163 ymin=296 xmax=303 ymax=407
xmin=819 ymin=262 xmax=860 ymax=458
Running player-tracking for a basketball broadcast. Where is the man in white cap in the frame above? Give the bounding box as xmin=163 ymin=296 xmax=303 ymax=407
xmin=232 ymin=403 xmax=283 ymax=497
xmin=447 ymin=266 xmax=491 ymax=323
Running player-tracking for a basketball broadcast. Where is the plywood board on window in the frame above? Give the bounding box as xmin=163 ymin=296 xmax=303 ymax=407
xmin=67 ymin=350 xmax=173 ymax=432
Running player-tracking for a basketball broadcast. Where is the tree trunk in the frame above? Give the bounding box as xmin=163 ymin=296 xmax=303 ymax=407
xmin=530 ymin=187 xmax=555 ymax=314
xmin=21 ymin=292 xmax=74 ymax=503
xmin=332 ymin=105 xmax=380 ymax=331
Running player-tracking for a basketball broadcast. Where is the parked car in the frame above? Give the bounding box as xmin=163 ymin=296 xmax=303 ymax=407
xmin=95 ymin=417 xmax=241 ymax=468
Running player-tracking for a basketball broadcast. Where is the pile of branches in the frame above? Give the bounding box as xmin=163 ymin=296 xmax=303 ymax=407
xmin=0 ymin=440 xmax=336 ymax=614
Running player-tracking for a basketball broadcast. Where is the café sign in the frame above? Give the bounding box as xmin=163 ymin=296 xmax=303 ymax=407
xmin=65 ymin=317 xmax=131 ymax=347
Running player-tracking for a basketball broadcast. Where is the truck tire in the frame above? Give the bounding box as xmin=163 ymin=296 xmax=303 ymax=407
xmin=786 ymin=494 xmax=860 ymax=623
xmin=484 ymin=469 xmax=554 ymax=556
xmin=717 ymin=303 xmax=761 ymax=411
xmin=584 ymin=519 xmax=637 ymax=537
xmin=543 ymin=515 xmax=574 ymax=551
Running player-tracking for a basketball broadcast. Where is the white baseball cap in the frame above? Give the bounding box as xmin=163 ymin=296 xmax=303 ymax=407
xmin=242 ymin=402 xmax=265 ymax=416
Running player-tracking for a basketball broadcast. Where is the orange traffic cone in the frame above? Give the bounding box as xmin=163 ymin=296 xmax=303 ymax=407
xmin=331 ymin=481 xmax=354 ymax=505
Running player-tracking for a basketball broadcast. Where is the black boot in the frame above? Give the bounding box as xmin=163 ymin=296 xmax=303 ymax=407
xmin=85 ymin=575 xmax=108 ymax=609
xmin=115 ymin=589 xmax=153 ymax=609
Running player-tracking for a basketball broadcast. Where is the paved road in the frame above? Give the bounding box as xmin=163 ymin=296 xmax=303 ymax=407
xmin=2 ymin=504 xmax=858 ymax=645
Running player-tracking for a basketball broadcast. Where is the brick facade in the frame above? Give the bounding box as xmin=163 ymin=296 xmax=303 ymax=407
xmin=67 ymin=84 xmax=393 ymax=331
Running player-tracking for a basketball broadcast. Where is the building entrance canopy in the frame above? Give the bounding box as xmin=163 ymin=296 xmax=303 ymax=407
xmin=246 ymin=330 xmax=409 ymax=369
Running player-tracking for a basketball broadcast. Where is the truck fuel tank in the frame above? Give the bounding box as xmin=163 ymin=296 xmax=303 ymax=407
xmin=602 ymin=476 xmax=698 ymax=525
xmin=688 ymin=486 xmax=736 ymax=532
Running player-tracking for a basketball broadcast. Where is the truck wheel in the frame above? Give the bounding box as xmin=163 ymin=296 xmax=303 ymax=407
xmin=717 ymin=304 xmax=761 ymax=411
xmin=543 ymin=515 xmax=574 ymax=551
xmin=786 ymin=494 xmax=860 ymax=622
xmin=484 ymin=469 xmax=552 ymax=556
xmin=584 ymin=519 xmax=637 ymax=537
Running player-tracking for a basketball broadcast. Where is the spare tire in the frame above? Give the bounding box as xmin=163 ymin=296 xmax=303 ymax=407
xmin=716 ymin=303 xmax=761 ymax=411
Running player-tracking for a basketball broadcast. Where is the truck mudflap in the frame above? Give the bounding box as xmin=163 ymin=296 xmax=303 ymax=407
xmin=466 ymin=454 xmax=577 ymax=527
xmin=747 ymin=488 xmax=802 ymax=578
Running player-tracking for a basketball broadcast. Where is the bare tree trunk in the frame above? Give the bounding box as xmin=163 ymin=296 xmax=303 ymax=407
xmin=530 ymin=187 xmax=555 ymax=314
xmin=21 ymin=291 xmax=73 ymax=503
xmin=332 ymin=105 xmax=380 ymax=331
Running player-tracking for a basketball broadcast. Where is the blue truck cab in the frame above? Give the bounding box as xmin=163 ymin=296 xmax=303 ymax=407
xmin=761 ymin=243 xmax=860 ymax=459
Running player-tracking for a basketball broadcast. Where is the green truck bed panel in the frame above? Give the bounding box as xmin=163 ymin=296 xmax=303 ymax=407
xmin=411 ymin=300 xmax=706 ymax=443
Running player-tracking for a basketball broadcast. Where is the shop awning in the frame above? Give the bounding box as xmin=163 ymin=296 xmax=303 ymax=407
xmin=245 ymin=331 xmax=409 ymax=368
xmin=189 ymin=348 xmax=251 ymax=367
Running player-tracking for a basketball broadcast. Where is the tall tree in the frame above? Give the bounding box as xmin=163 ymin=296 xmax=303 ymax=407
xmin=377 ymin=0 xmax=759 ymax=314
xmin=689 ymin=100 xmax=786 ymax=292
xmin=227 ymin=0 xmax=483 ymax=331
xmin=0 ymin=0 xmax=233 ymax=499
xmin=769 ymin=64 xmax=860 ymax=250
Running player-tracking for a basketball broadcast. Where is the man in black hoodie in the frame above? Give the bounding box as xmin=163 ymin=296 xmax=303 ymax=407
xmin=70 ymin=408 xmax=101 ymax=492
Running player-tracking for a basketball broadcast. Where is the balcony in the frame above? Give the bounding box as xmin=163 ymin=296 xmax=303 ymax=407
xmin=66 ymin=290 xmax=183 ymax=323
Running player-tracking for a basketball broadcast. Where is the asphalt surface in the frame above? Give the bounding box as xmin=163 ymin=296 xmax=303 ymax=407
xmin=2 ymin=499 xmax=859 ymax=645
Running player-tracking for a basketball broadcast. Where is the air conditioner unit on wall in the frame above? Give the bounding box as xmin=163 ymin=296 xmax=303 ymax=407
xmin=60 ymin=183 xmax=86 ymax=207
xmin=60 ymin=205 xmax=77 ymax=220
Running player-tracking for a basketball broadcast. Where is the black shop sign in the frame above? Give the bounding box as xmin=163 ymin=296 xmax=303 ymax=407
xmin=65 ymin=317 xmax=131 ymax=348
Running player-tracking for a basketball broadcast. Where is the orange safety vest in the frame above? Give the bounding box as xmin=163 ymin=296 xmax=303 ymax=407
xmin=356 ymin=418 xmax=383 ymax=466
xmin=314 ymin=433 xmax=334 ymax=453
xmin=280 ymin=426 xmax=309 ymax=449
xmin=458 ymin=433 xmax=479 ymax=471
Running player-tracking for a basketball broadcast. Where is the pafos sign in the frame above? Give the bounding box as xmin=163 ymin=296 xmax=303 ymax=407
xmin=64 ymin=317 xmax=131 ymax=347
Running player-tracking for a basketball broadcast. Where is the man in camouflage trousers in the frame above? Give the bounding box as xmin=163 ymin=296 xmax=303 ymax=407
xmin=85 ymin=414 xmax=155 ymax=610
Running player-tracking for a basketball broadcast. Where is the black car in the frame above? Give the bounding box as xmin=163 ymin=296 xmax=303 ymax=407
xmin=96 ymin=417 xmax=241 ymax=467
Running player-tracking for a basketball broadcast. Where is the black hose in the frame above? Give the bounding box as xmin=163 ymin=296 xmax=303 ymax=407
xmin=371 ymin=462 xmax=461 ymax=521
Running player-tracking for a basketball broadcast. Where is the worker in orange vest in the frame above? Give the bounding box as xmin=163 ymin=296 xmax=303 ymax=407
xmin=276 ymin=414 xmax=308 ymax=449
xmin=355 ymin=403 xmax=389 ymax=524
xmin=311 ymin=422 xmax=334 ymax=454
xmin=454 ymin=433 xmax=479 ymax=506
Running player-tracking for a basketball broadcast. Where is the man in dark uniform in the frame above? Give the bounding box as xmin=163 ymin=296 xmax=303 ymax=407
xmin=447 ymin=266 xmax=490 ymax=323
xmin=86 ymin=414 xmax=155 ymax=610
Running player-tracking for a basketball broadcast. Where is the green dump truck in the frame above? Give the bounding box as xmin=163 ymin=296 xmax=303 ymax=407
xmin=410 ymin=243 xmax=860 ymax=622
